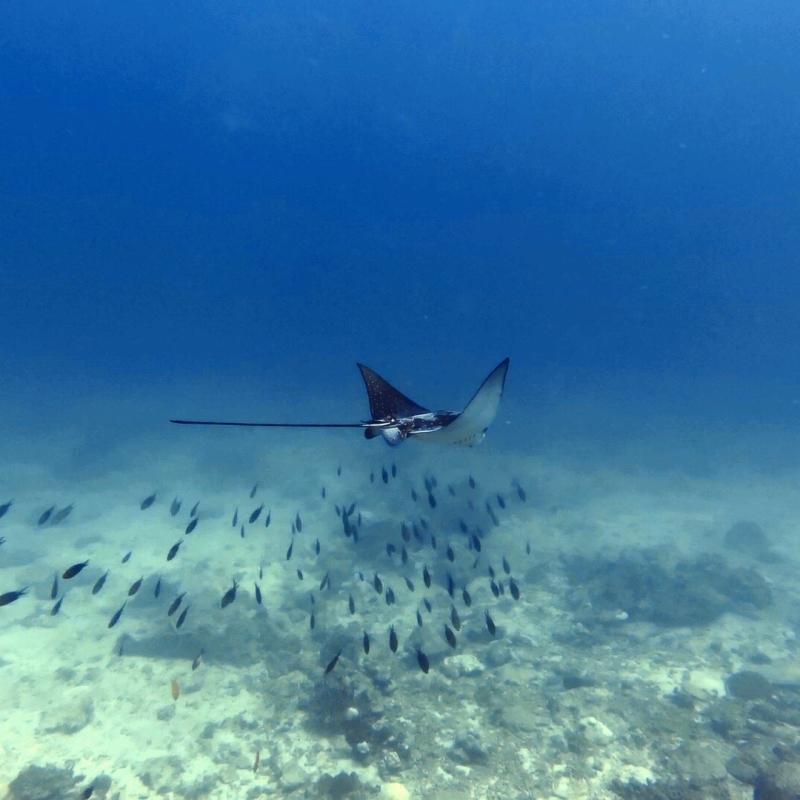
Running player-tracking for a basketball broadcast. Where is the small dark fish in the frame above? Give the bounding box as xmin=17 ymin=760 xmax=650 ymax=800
xmin=391 ymin=463 xmax=397 ymax=478
xmin=220 ymin=579 xmax=238 ymax=609
xmin=509 ymin=577 xmax=520 ymax=600
xmin=370 ymin=471 xmax=375 ymax=483
xmin=168 ymin=592 xmax=186 ymax=616
xmin=430 ymin=533 xmax=437 ymax=550
xmin=488 ymin=564 xmax=495 ymax=579
xmin=52 ymin=503 xmax=74 ymax=524
xmin=166 ymin=541 xmax=182 ymax=561
xmin=250 ymin=482 xmax=259 ymax=498
xmin=0 ymin=500 xmax=11 ymax=519
xmin=321 ymin=486 xmax=326 ymax=499
xmin=254 ymin=583 xmax=262 ymax=605
xmin=297 ymin=568 xmax=304 ymax=581
xmin=363 ymin=630 xmax=370 ymax=654
xmin=108 ymin=600 xmax=127 ymax=628
xmin=190 ymin=501 xmax=199 ymax=517
xmin=128 ymin=577 xmax=143 ymax=596
xmin=416 ymin=648 xmax=430 ymax=673
xmin=0 ymin=587 xmax=28 ymax=606
xmin=411 ymin=488 xmax=418 ymax=502
xmin=121 ymin=550 xmax=132 ymax=564
xmin=404 ymin=576 xmax=415 ymax=592
xmin=185 ymin=518 xmax=198 ymax=535
xmin=259 ymin=564 xmax=263 ymax=580
xmin=192 ymin=649 xmax=204 ymax=670
xmin=324 ymin=649 xmax=342 ymax=674
xmin=385 ymin=586 xmax=396 ymax=605
xmin=423 ymin=598 xmax=432 ymax=613
xmin=502 ymin=555 xmax=511 ymax=575
xmin=62 ymin=561 xmax=89 ymax=580
xmin=348 ymin=594 xmax=355 ymax=614
xmin=92 ymin=570 xmax=109 ymax=595
xmin=428 ymin=493 xmax=436 ymax=509
xmin=485 ymin=609 xmax=496 ymax=636
xmin=240 ymin=524 xmax=245 ymax=539
xmin=446 ymin=544 xmax=455 ymax=562
xmin=50 ymin=596 xmax=64 ymax=616
xmin=490 ymin=579 xmax=500 ymax=598
xmin=514 ymin=481 xmax=527 ymax=502
xmin=386 ymin=543 xmax=396 ymax=557
xmin=249 ymin=504 xmax=264 ymax=524
xmin=462 ymin=587 xmax=472 ymax=607
xmin=450 ymin=604 xmax=462 ymax=631
xmin=401 ymin=546 xmax=408 ymax=565
xmin=140 ymin=493 xmax=156 ymax=510
xmin=50 ymin=573 xmax=59 ymax=599
xmin=38 ymin=505 xmax=55 ymax=525
xmin=448 ymin=485 xmax=456 ymax=497
xmin=422 ymin=565 xmax=431 ymax=588
xmin=286 ymin=539 xmax=294 ymax=560
xmin=176 ymin=605 xmax=189 ymax=628
xmin=82 ymin=785 xmax=94 ymax=799
xmin=253 ymin=749 xmax=260 ymax=774
xmin=170 ymin=497 xmax=182 ymax=516
xmin=315 ymin=538 xmax=320 ymax=556
xmin=389 ymin=625 xmax=398 ymax=653
xmin=401 ymin=522 xmax=410 ymax=542
xmin=381 ymin=466 xmax=389 ymax=484
xmin=295 ymin=512 xmax=302 ymax=532
xmin=0 ymin=537 xmax=4 ymax=546
xmin=459 ymin=519 xmax=468 ymax=534
xmin=486 ymin=502 xmax=499 ymax=527
xmin=472 ymin=556 xmax=480 ymax=569
xmin=373 ymin=573 xmax=383 ymax=594
xmin=526 ymin=540 xmax=531 ymax=555
xmin=497 ymin=493 xmax=506 ymax=509
xmin=154 ymin=577 xmax=162 ymax=598
xmin=446 ymin=572 xmax=455 ymax=598
xmin=347 ymin=502 xmax=356 ymax=516
xmin=471 ymin=534 xmax=482 ymax=553
xmin=444 ymin=624 xmax=457 ymax=649
xmin=264 ymin=510 xmax=271 ymax=528
xmin=337 ymin=464 xmax=342 ymax=476
xmin=416 ymin=609 xmax=423 ymax=627
xmin=232 ymin=508 xmax=238 ymax=527
xmin=469 ymin=475 xmax=476 ymax=489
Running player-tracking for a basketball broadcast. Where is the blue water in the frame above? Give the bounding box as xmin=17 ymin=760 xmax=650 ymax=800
xmin=2 ymin=3 xmax=800 ymax=799
xmin=3 ymin=1 xmax=800 ymax=445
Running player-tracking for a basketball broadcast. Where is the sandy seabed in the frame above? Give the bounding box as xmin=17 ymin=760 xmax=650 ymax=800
xmin=0 ymin=429 xmax=797 ymax=800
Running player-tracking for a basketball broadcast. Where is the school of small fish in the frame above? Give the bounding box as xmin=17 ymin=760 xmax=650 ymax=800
xmin=0 ymin=464 xmax=531 ymax=689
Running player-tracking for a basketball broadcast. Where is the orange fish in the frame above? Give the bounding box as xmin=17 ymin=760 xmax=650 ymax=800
xmin=171 ymin=679 xmax=180 ymax=701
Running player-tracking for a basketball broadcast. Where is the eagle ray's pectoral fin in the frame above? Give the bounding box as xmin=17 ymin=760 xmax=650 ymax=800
xmin=412 ymin=357 xmax=510 ymax=446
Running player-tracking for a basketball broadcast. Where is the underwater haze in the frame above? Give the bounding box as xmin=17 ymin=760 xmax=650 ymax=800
xmin=1 ymin=2 xmax=800 ymax=799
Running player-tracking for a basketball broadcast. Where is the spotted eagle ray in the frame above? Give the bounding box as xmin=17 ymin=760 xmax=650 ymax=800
xmin=171 ymin=358 xmax=509 ymax=446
